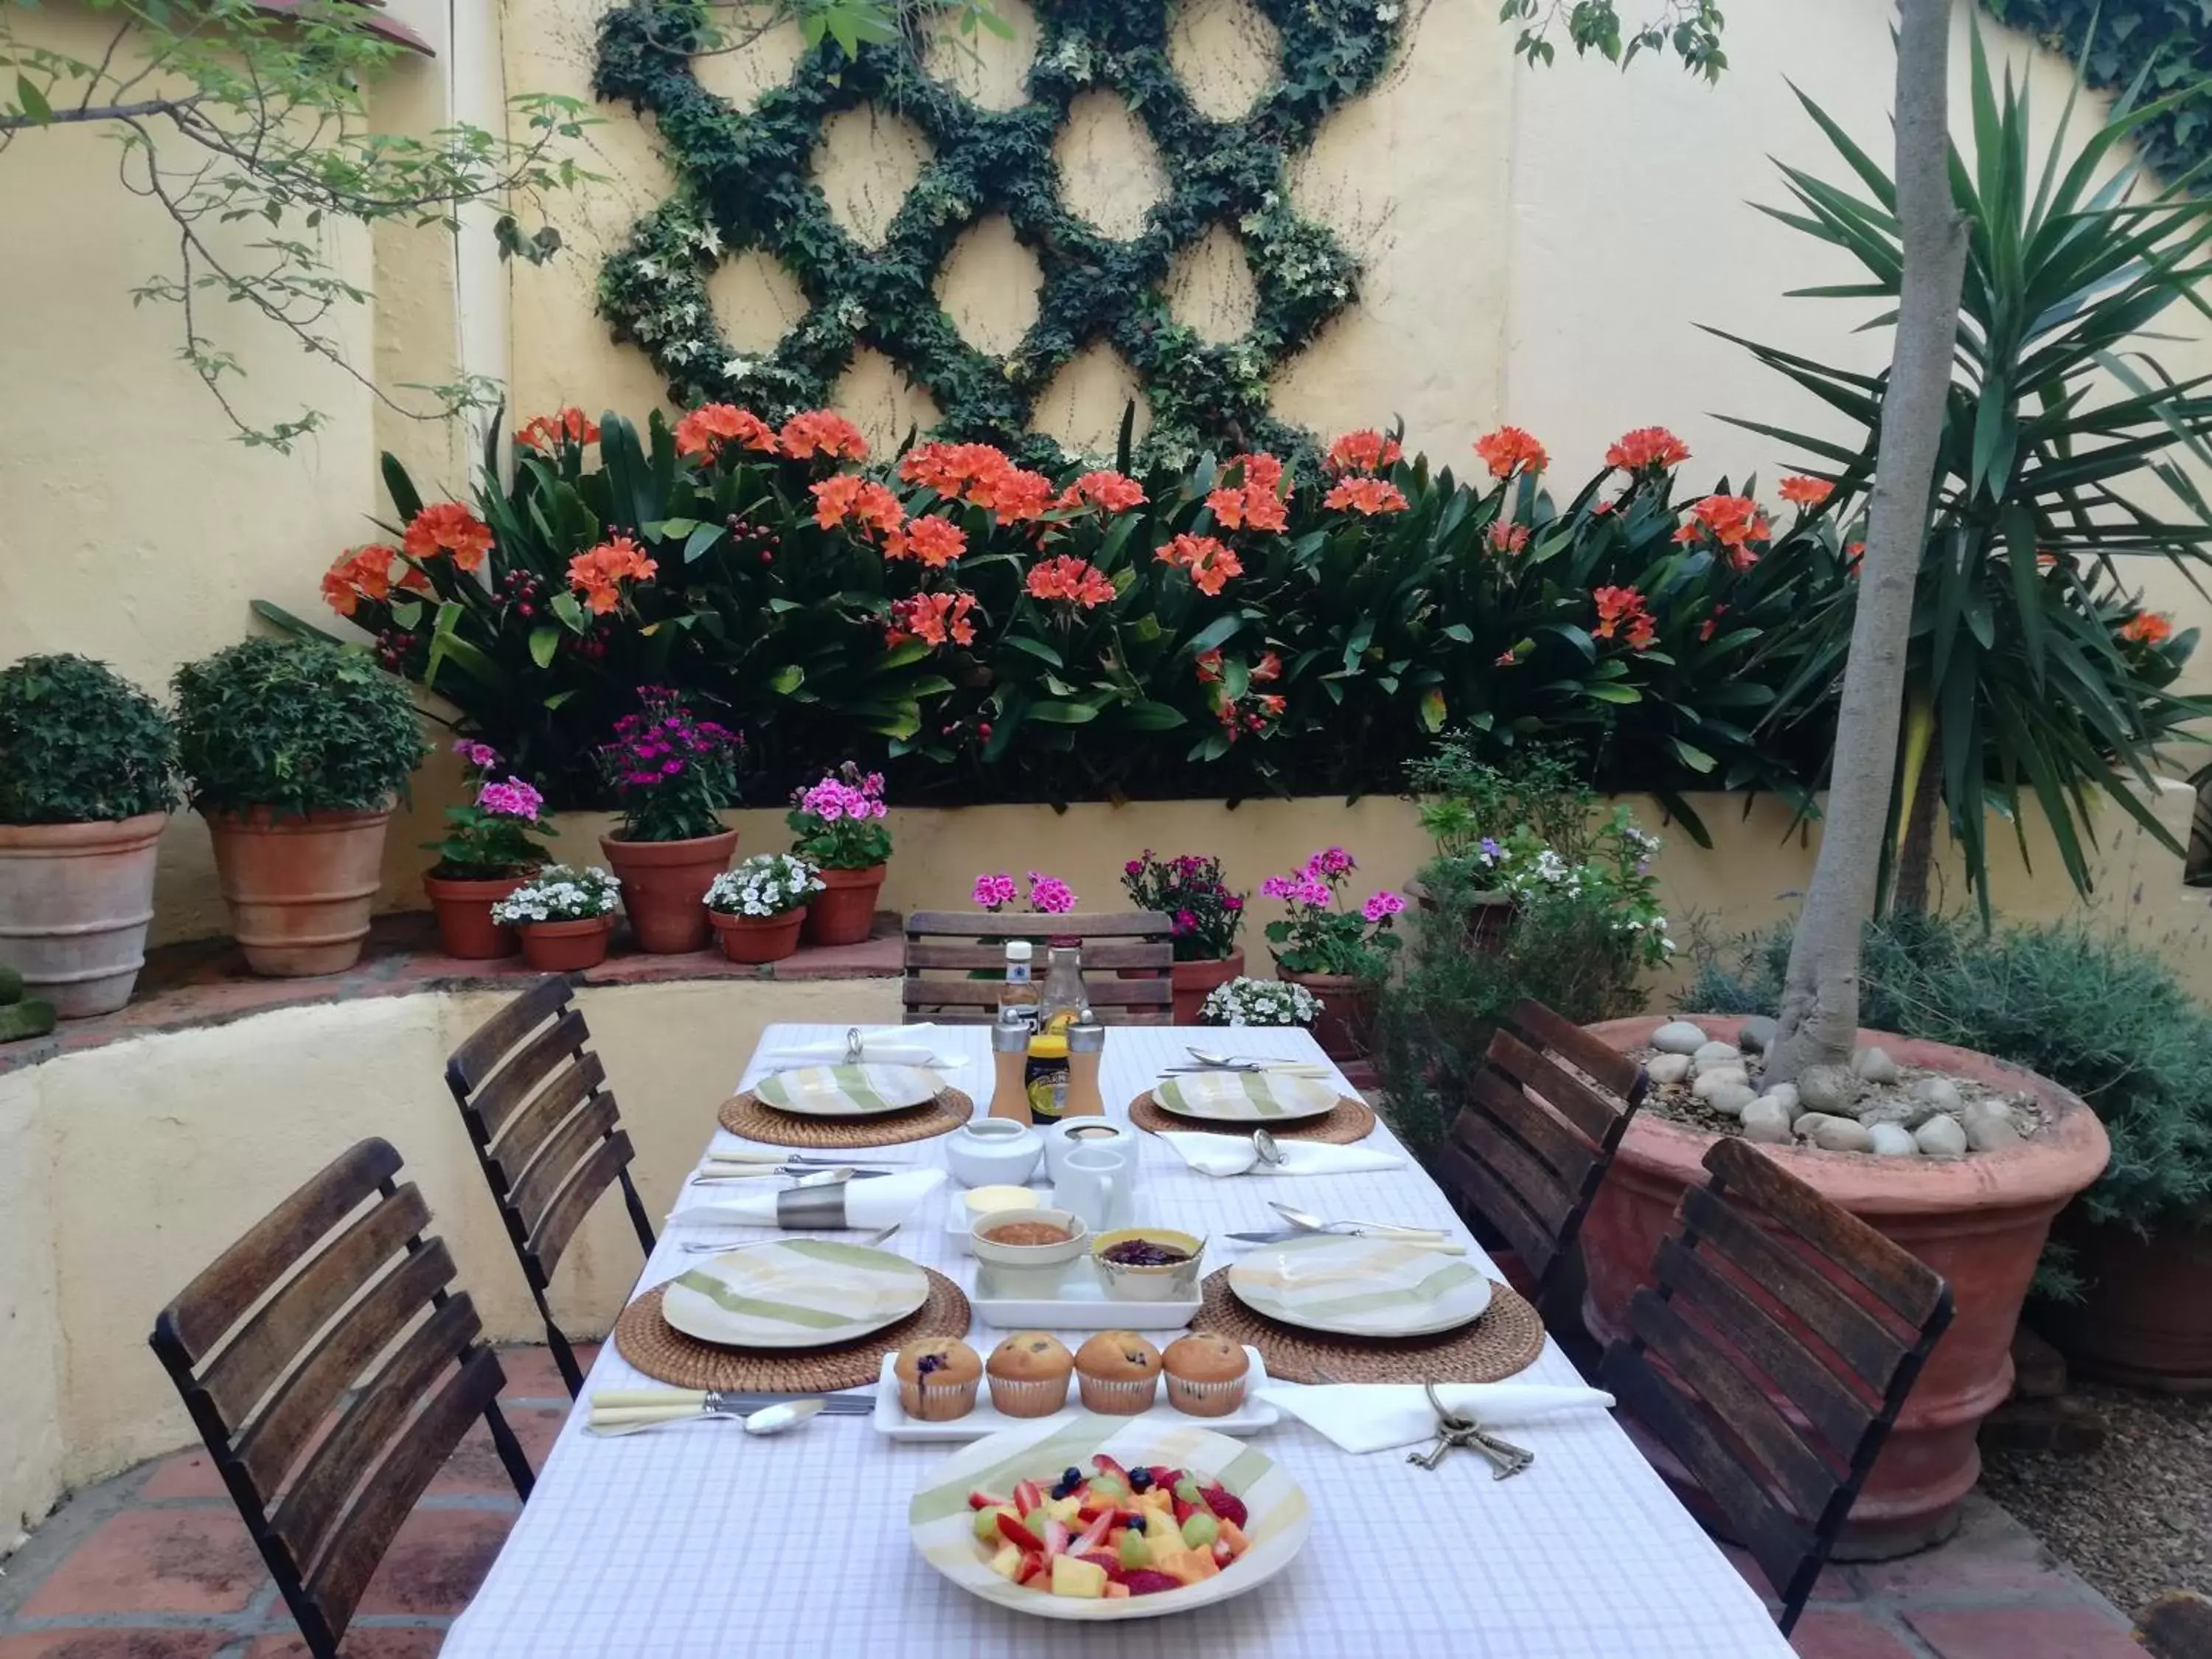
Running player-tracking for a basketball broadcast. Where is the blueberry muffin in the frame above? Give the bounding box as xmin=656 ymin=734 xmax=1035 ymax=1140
xmin=1161 ymin=1332 xmax=1251 ymax=1417
xmin=1074 ymin=1330 xmax=1162 ymax=1415
xmin=893 ymin=1336 xmax=981 ymax=1421
xmin=985 ymin=1331 xmax=1074 ymax=1418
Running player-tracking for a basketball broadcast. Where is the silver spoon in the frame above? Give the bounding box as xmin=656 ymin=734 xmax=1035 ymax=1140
xmin=1252 ymin=1128 xmax=1286 ymax=1169
xmin=1268 ymin=1201 xmax=1454 ymax=1242
xmin=591 ymin=1397 xmax=829 ymax=1439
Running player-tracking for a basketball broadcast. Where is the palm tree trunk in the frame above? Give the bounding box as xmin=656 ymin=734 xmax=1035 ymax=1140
xmin=1765 ymin=0 xmax=1971 ymax=1086
xmin=1891 ymin=718 xmax=1944 ymax=916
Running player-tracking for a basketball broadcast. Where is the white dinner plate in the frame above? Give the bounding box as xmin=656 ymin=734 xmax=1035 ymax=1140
xmin=752 ymin=1062 xmax=942 ymax=1117
xmin=910 ymin=1414 xmax=1309 ymax=1619
xmin=661 ymin=1239 xmax=929 ymax=1349
xmin=1227 ymin=1233 xmax=1493 ymax=1338
xmin=1149 ymin=1069 xmax=1338 ymax=1124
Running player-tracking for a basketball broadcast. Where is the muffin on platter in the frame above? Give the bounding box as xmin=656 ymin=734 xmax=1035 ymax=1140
xmin=1074 ymin=1330 xmax=1162 ymax=1415
xmin=1161 ymin=1332 xmax=1251 ymax=1417
xmin=985 ymin=1331 xmax=1074 ymax=1418
xmin=894 ymin=1336 xmax=981 ymax=1421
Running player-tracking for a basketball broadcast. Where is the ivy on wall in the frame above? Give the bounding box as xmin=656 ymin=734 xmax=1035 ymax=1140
xmin=1981 ymin=1 xmax=2208 ymax=187
xmin=591 ymin=0 xmax=1404 ymax=470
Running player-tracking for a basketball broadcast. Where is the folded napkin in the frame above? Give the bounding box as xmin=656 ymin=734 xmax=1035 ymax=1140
xmin=669 ymin=1168 xmax=944 ymax=1230
xmin=1261 ymin=1382 xmax=1614 ymax=1455
xmin=1158 ymin=1130 xmax=1405 ymax=1178
xmin=757 ymin=1023 xmax=963 ymax=1070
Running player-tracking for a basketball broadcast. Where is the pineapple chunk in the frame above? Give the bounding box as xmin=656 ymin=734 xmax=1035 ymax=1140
xmin=1050 ymin=1555 xmax=1110 ymax=1599
xmin=988 ymin=1543 xmax=1023 ymax=1581
xmin=1044 ymin=1495 xmax=1083 ymax=1526
xmin=1217 ymin=1519 xmax=1250 ymax=1556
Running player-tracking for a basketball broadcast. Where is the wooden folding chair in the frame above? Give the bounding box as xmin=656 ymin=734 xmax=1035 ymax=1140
xmin=445 ymin=976 xmax=655 ymax=1394
xmin=149 ymin=1138 xmax=533 ymax=1659
xmin=901 ymin=909 xmax=1174 ymax=1024
xmin=1430 ymin=998 xmax=1649 ymax=1314
xmin=1599 ymin=1136 xmax=1954 ymax=1634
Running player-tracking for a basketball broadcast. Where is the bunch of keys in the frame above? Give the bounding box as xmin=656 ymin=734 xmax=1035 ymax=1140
xmin=1407 ymin=1379 xmax=1534 ymax=1480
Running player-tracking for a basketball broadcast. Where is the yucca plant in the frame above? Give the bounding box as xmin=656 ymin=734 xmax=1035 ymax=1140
xmin=1725 ymin=26 xmax=2212 ymax=914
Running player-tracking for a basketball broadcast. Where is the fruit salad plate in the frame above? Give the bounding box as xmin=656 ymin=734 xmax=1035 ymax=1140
xmin=661 ymin=1239 xmax=929 ymax=1349
xmin=751 ymin=1063 xmax=943 ymax=1117
xmin=1227 ymin=1233 xmax=1493 ymax=1338
xmin=1149 ymin=1069 xmax=1338 ymax=1124
xmin=872 ymin=1344 xmax=1280 ymax=1442
xmin=911 ymin=1415 xmax=1309 ymax=1619
xmin=971 ymin=1256 xmax=1202 ymax=1331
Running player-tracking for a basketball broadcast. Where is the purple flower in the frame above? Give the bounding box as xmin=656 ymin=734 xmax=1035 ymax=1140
xmin=1305 ymin=846 xmax=1355 ymax=878
xmin=1225 ymin=894 xmax=1244 ymax=911
xmin=452 ymin=738 xmax=501 ymax=769
xmin=1124 ymin=859 xmax=1144 ymax=877
xmin=1028 ymin=872 xmax=1077 ymax=915
xmin=972 ymin=872 xmax=1018 ymax=911
xmin=1362 ymin=891 xmax=1407 ymax=923
xmin=661 ymin=758 xmax=684 ymax=776
xmin=1175 ymin=908 xmax=1197 ymax=931
xmin=1259 ymin=874 xmax=1297 ymax=900
xmin=1478 ymin=837 xmax=1503 ymax=860
xmin=476 ymin=776 xmax=544 ymax=820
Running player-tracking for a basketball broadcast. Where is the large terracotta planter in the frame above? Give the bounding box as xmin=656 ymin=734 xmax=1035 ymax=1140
xmin=204 ymin=804 xmax=393 ymax=977
xmin=1119 ymin=948 xmax=1246 ymax=1023
xmin=0 ymin=813 xmax=167 ymax=1017
xmin=518 ymin=917 xmax=613 ymax=973
xmin=1279 ymin=968 xmax=1377 ymax=1061
xmin=1579 ymin=1013 xmax=2110 ymax=1558
xmin=803 ymin=863 xmax=886 ymax=947
xmin=709 ymin=905 xmax=807 ymax=965
xmin=2039 ymin=1214 xmax=2212 ymax=1393
xmin=599 ymin=829 xmax=737 ymax=953
xmin=422 ymin=872 xmax=529 ymax=960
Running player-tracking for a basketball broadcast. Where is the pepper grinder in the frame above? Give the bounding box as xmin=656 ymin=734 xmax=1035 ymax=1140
xmin=987 ymin=1008 xmax=1033 ymax=1122
xmin=1062 ymin=1013 xmax=1106 ymax=1118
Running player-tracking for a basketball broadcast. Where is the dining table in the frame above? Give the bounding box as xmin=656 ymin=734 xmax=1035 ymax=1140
xmin=439 ymin=1020 xmax=1796 ymax=1658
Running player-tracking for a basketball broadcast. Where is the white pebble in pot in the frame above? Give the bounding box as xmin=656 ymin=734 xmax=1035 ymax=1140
xmin=1797 ymin=1065 xmax=1857 ymax=1116
xmin=1650 ymin=1021 xmax=1709 ymax=1055
xmin=1911 ymin=1076 xmax=1963 ymax=1111
xmin=1703 ymin=1083 xmax=1758 ymax=1119
xmin=1742 ymin=1097 xmax=1793 ymax=1144
xmin=1914 ymin=1115 xmax=1968 ymax=1158
xmin=1692 ymin=1067 xmax=1750 ymax=1100
xmin=1868 ymin=1122 xmax=1919 ymax=1157
xmin=1809 ymin=1117 xmax=1876 ymax=1153
xmin=1851 ymin=1045 xmax=1902 ymax=1085
xmin=1645 ymin=1053 xmax=1692 ymax=1086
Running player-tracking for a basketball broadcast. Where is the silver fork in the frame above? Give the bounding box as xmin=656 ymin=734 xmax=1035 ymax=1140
xmin=678 ymin=1221 xmax=902 ymax=1255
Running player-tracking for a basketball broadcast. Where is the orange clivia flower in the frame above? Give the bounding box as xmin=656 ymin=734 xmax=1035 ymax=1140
xmin=971 ymin=464 xmax=1056 ymax=525
xmin=1055 ymin=470 xmax=1148 ymax=515
xmin=1026 ymin=555 xmax=1117 ymax=608
xmin=1700 ymin=603 xmax=1730 ymax=642
xmin=1495 ymin=649 xmax=1520 ymax=667
xmin=566 ymin=535 xmax=658 ymax=616
xmin=898 ymin=441 xmax=1006 ymax=495
xmin=673 ymin=403 xmax=779 ymax=459
xmin=1486 ymin=520 xmax=1530 ymax=555
xmin=1778 ymin=475 xmax=1834 ymax=509
xmin=1194 ymin=648 xmax=1225 ymax=684
xmin=2121 ymin=611 xmax=2174 ymax=647
xmin=777 ymin=409 xmax=869 ymax=462
xmin=888 ymin=591 xmax=978 ymax=648
xmin=517 ymin=407 xmax=600 ymax=452
xmin=403 ymin=502 xmax=494 ymax=573
xmin=1673 ymin=493 xmax=1773 ymax=571
xmin=1845 ymin=541 xmax=1866 ymax=577
xmin=886 ymin=515 xmax=967 ymax=568
xmin=1206 ymin=453 xmax=1290 ymax=534
xmin=811 ymin=476 xmax=904 ymax=539
xmin=1256 ymin=693 xmax=1287 ymax=716
xmin=1593 ymin=585 xmax=1657 ymax=650
xmin=1324 ymin=476 xmax=1409 ymax=516
xmin=1474 ymin=425 xmax=1548 ymax=480
xmin=1158 ymin=532 xmax=1244 ymax=597
xmin=1251 ymin=650 xmax=1282 ymax=684
xmin=321 ymin=545 xmax=402 ymax=617
xmin=1604 ymin=426 xmax=1691 ymax=473
xmin=1325 ymin=428 xmax=1403 ymax=476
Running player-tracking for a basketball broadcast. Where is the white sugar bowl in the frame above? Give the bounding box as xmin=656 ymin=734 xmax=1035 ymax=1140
xmin=944 ymin=1117 xmax=1045 ymax=1188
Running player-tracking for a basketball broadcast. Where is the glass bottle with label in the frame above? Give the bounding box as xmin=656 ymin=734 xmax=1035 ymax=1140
xmin=1026 ymin=946 xmax=1085 ymax=1121
xmin=1037 ymin=945 xmax=1084 ymax=1037
xmin=998 ymin=939 xmax=1038 ymax=1031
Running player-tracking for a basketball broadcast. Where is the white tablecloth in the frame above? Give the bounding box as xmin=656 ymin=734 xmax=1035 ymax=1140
xmin=442 ymin=1022 xmax=1792 ymax=1658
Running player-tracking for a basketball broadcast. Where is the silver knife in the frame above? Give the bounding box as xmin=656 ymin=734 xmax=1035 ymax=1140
xmin=1226 ymin=1228 xmax=1467 ymax=1252
xmin=591 ymin=1388 xmax=874 ymax=1415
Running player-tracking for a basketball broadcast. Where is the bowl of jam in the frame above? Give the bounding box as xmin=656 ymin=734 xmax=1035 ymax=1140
xmin=1091 ymin=1227 xmax=1205 ymax=1301
xmin=969 ymin=1207 xmax=1091 ymax=1271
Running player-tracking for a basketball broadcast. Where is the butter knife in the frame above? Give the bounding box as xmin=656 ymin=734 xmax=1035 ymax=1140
xmin=1226 ymin=1228 xmax=1466 ymax=1252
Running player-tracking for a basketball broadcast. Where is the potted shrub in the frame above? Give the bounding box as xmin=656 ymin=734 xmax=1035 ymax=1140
xmin=1199 ymin=975 xmax=1321 ymax=1032
xmin=1405 ymin=741 xmax=1599 ymax=953
xmin=421 ymin=740 xmax=557 ymax=959
xmin=596 ymin=688 xmax=742 ymax=953
xmin=491 ymin=865 xmax=622 ymax=971
xmin=1259 ymin=848 xmax=1405 ymax=1060
xmin=0 ymin=655 xmax=179 ymax=1016
xmin=1121 ymin=850 xmax=1248 ymax=1022
xmin=705 ymin=853 xmax=822 ymax=964
xmin=173 ymin=638 xmax=425 ymax=977
xmin=787 ymin=764 xmax=891 ymax=947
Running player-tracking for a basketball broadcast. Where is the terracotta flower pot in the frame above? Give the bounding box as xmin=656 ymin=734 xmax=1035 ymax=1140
xmin=204 ymin=804 xmax=393 ymax=978
xmin=1577 ymin=1013 xmax=2111 ymax=1558
xmin=2039 ymin=1214 xmax=2212 ymax=1393
xmin=599 ymin=829 xmax=738 ymax=954
xmin=709 ymin=905 xmax=807 ymax=965
xmin=803 ymin=863 xmax=887 ymax=947
xmin=1278 ymin=967 xmax=1377 ymax=1061
xmin=1408 ymin=879 xmax=1515 ymax=956
xmin=0 ymin=813 xmax=167 ymax=1018
xmin=1168 ymin=950 xmax=1245 ymax=1024
xmin=422 ymin=872 xmax=530 ymax=960
xmin=517 ymin=916 xmax=613 ymax=973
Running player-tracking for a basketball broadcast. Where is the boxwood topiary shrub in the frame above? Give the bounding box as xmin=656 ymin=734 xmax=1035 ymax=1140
xmin=0 ymin=655 xmax=179 ymax=826
xmin=173 ymin=637 xmax=426 ymax=818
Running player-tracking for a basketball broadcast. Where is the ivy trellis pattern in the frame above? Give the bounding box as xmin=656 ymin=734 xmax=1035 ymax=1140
xmin=592 ymin=0 xmax=1405 ymax=469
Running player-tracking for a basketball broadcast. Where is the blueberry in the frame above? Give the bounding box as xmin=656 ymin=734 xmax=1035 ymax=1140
xmin=1128 ymin=1469 xmax=1152 ymax=1493
xmin=1126 ymin=1513 xmax=1144 ymax=1531
xmin=1063 ymin=1467 xmax=1082 ymax=1486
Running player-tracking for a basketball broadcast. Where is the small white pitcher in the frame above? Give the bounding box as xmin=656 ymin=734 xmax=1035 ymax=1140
xmin=1057 ymin=1143 xmax=1137 ymax=1231
xmin=943 ymin=1116 xmax=1044 ymax=1188
xmin=1040 ymin=1116 xmax=1137 ymax=1185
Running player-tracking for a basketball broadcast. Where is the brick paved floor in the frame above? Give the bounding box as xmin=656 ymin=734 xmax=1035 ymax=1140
xmin=0 ymin=1344 xmax=2136 ymax=1658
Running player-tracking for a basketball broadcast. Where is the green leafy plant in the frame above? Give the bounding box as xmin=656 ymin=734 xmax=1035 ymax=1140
xmin=786 ymin=762 xmax=893 ymax=869
xmin=1409 ymin=739 xmax=1596 ymax=868
xmin=173 ymin=638 xmax=425 ymax=817
xmin=425 ymin=740 xmax=557 ymax=879
xmin=598 ymin=686 xmax=743 ymax=842
xmin=0 ymin=655 xmax=178 ymax=825
xmin=1981 ymin=1 xmax=2212 ymax=189
xmin=1731 ymin=29 xmax=2212 ymax=914
xmin=1261 ymin=847 xmax=1406 ymax=978
xmin=1689 ymin=913 xmax=2212 ymax=1237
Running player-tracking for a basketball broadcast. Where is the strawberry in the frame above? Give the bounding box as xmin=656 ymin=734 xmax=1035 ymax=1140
xmin=1213 ymin=1540 xmax=1234 ymax=1565
xmin=1017 ymin=1550 xmax=1046 ymax=1586
xmin=1121 ymin=1570 xmax=1181 ymax=1596
xmin=1012 ymin=1479 xmax=1043 ymax=1516
xmin=1147 ymin=1466 xmax=1180 ymax=1488
xmin=1077 ymin=1505 xmax=1110 ymax=1525
xmin=995 ymin=1513 xmax=1043 ymax=1551
xmin=1172 ymin=1496 xmax=1196 ymax=1526
xmin=1079 ymin=1550 xmax=1127 ymax=1583
xmin=967 ymin=1490 xmax=1007 ymax=1512
xmin=1091 ymin=1453 xmax=1130 ymax=1481
xmin=1199 ymin=1484 xmax=1249 ymax=1528
xmin=1073 ymin=1512 xmax=1114 ymax=1557
xmin=1043 ymin=1519 xmax=1072 ymax=1559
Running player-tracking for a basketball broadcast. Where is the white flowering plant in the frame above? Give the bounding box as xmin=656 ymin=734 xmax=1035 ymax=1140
xmin=1200 ymin=976 xmax=1324 ymax=1028
xmin=706 ymin=853 xmax=823 ymax=919
xmin=490 ymin=865 xmax=622 ymax=925
xmin=1469 ymin=807 xmax=1675 ymax=970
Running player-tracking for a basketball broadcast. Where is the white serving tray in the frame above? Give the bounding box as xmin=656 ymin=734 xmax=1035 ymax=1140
xmin=970 ymin=1255 xmax=1203 ymax=1329
xmin=872 ymin=1345 xmax=1279 ymax=1441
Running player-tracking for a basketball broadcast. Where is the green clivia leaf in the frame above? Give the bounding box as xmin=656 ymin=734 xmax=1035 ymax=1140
xmin=550 ymin=591 xmax=588 ymax=634
xmin=769 ymin=665 xmax=806 ymax=695
xmin=529 ymin=627 xmax=559 ymax=669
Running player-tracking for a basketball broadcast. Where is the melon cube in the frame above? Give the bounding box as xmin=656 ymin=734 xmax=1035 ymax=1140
xmin=988 ymin=1543 xmax=1023 ymax=1580
xmin=1050 ymin=1555 xmax=1110 ymax=1599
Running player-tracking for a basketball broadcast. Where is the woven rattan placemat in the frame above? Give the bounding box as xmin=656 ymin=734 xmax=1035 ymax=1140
xmin=613 ymin=1267 xmax=972 ymax=1392
xmin=1126 ymin=1090 xmax=1378 ymax=1146
xmin=718 ymin=1087 xmax=972 ymax=1148
xmin=1193 ymin=1267 xmax=1544 ymax=1385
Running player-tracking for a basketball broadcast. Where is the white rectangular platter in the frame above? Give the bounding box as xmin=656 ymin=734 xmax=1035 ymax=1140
xmin=871 ymin=1345 xmax=1279 ymax=1441
xmin=969 ymin=1256 xmax=1203 ymax=1330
